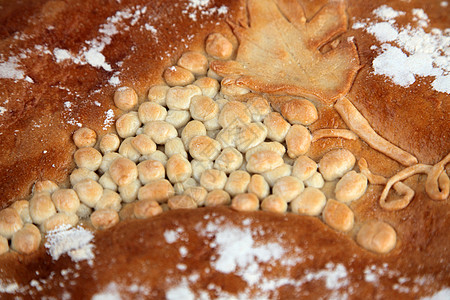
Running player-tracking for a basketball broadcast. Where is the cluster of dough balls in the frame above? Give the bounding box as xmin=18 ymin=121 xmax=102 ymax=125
xmin=0 ymin=33 xmax=396 ymax=256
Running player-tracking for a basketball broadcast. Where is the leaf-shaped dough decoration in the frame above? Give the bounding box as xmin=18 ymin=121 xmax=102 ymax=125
xmin=211 ymin=0 xmax=361 ymax=104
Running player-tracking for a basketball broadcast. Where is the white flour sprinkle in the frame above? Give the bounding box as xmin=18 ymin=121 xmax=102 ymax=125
xmin=0 ymin=57 xmax=25 ymax=80
xmin=45 ymin=225 xmax=95 ymax=266
xmin=0 ymin=282 xmax=20 ymax=294
xmin=353 ymin=6 xmax=450 ymax=93
xmin=182 ymin=0 xmax=228 ymax=21
xmin=422 ymin=288 xmax=450 ymax=300
xmin=103 ymin=109 xmax=115 ymax=130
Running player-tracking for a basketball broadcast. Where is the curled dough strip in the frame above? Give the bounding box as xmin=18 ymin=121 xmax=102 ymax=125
xmin=311 ymin=129 xmax=358 ymax=142
xmin=358 ymin=158 xmax=387 ymax=185
xmin=380 ymin=164 xmax=432 ymax=210
xmin=425 ymin=153 xmax=450 ymax=201
xmin=335 ymin=97 xmax=418 ymax=166
xmin=380 ymin=182 xmax=415 ymax=211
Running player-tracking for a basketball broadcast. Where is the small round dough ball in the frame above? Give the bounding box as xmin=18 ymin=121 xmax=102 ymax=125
xmin=143 ymin=121 xmax=178 ymax=144
xmin=0 ymin=208 xmax=23 ymax=239
xmin=219 ymin=101 xmax=251 ymax=128
xmin=76 ymin=203 xmax=92 ymax=219
xmin=91 ymin=209 xmax=119 ymax=230
xmin=165 ymin=109 xmax=191 ymax=129
xmin=248 ymin=174 xmax=270 ymax=200
xmin=304 ymin=172 xmax=325 ymax=189
xmin=34 ymin=180 xmax=58 ymax=194
xmin=11 ymin=200 xmax=32 ymax=224
xmin=273 ymin=176 xmax=304 ymax=202
xmin=247 ymin=150 xmax=284 ymax=173
xmin=109 ymin=157 xmax=138 ymax=186
xmin=71 ymin=167 xmax=100 ymax=186
xmin=235 ymin=122 xmax=267 ymax=153
xmin=220 ymin=77 xmax=250 ymax=97
xmin=138 ymin=102 xmax=167 ymax=123
xmin=177 ymin=51 xmax=208 ymax=76
xmin=335 ymin=171 xmax=368 ymax=203
xmin=118 ymin=179 xmax=141 ymax=203
xmin=323 ymin=199 xmax=354 ymax=232
xmin=148 ymin=85 xmax=169 ymax=106
xmin=168 ymin=195 xmax=198 ymax=209
xmin=119 ymin=137 xmax=141 ymax=162
xmin=99 ymin=133 xmax=120 ymax=154
xmin=138 ymin=179 xmax=175 ymax=203
xmin=99 ymin=172 xmax=118 ymax=191
xmin=225 ymin=170 xmax=250 ymax=196
xmin=163 ymin=65 xmax=195 ymax=86
xmin=246 ymin=96 xmax=271 ymax=122
xmin=231 ymin=193 xmax=259 ymax=212
xmin=116 ymin=111 xmax=141 ymax=138
xmin=190 ymin=95 xmax=219 ymax=122
xmin=29 ymin=192 xmax=56 ymax=225
xmin=245 ymin=142 xmax=286 ymax=162
xmin=261 ymin=195 xmax=287 ymax=213
xmin=192 ymin=159 xmax=213 ymax=181
xmin=74 ymin=179 xmax=103 ymax=208
xmin=114 ymin=86 xmax=138 ymax=111
xmin=99 ymin=152 xmax=122 ymax=174
xmin=319 ymin=149 xmax=356 ymax=181
xmin=292 ymin=156 xmax=317 ymax=181
xmin=165 ymin=137 xmax=187 ymax=159
xmin=205 ymin=33 xmax=233 ymax=59
xmin=132 ymin=134 xmax=156 ymax=156
xmin=200 ymin=169 xmax=227 ymax=191
xmin=264 ymin=112 xmax=291 ymax=143
xmin=205 ymin=190 xmax=231 ymax=207
xmin=0 ymin=236 xmax=8 ymax=255
xmin=52 ymin=189 xmax=80 ymax=215
xmin=134 ymin=200 xmax=163 ymax=219
xmin=182 ymin=120 xmax=207 ymax=148
xmin=189 ymin=135 xmax=221 ymax=161
xmin=184 ymin=187 xmax=208 ymax=206
xmin=193 ymin=77 xmax=220 ymax=98
xmin=291 ymin=187 xmax=326 ymax=216
xmin=144 ymin=150 xmax=168 ymax=166
xmin=96 ymin=189 xmax=122 ymax=211
xmin=262 ymin=164 xmax=292 ymax=187
xmin=74 ymin=147 xmax=102 ymax=171
xmin=137 ymin=160 xmax=165 ymax=184
xmin=280 ymin=99 xmax=318 ymax=125
xmin=356 ymin=221 xmax=397 ymax=254
xmin=73 ymin=127 xmax=97 ymax=148
xmin=41 ymin=213 xmax=79 ymax=233
xmin=286 ymin=125 xmax=311 ymax=159
xmin=166 ymin=154 xmax=193 ymax=184
xmin=11 ymin=224 xmax=41 ymax=254
xmin=119 ymin=203 xmax=137 ymax=220
xmin=166 ymin=85 xmax=201 ymax=110
xmin=214 ymin=147 xmax=243 ymax=174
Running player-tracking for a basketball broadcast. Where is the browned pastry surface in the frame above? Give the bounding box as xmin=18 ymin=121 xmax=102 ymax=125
xmin=0 ymin=0 xmax=449 ymax=299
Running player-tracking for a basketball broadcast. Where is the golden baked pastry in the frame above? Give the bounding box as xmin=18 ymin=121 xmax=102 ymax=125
xmin=0 ymin=0 xmax=448 ymax=299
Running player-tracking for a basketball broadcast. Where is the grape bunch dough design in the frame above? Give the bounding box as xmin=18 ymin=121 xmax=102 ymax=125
xmin=0 ymin=0 xmax=448 ymax=258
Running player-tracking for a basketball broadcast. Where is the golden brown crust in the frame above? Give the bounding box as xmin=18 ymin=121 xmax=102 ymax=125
xmin=0 ymin=0 xmax=448 ymax=299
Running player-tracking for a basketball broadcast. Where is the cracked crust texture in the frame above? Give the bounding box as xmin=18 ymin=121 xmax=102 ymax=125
xmin=0 ymin=0 xmax=449 ymax=299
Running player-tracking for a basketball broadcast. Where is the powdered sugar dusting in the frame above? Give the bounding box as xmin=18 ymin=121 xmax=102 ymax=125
xmin=353 ymin=6 xmax=450 ymax=93
xmin=44 ymin=225 xmax=95 ymax=266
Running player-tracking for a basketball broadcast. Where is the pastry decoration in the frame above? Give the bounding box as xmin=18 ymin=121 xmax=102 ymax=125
xmin=0 ymin=0 xmax=448 ymax=264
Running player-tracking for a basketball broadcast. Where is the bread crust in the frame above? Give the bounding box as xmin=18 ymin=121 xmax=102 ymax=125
xmin=0 ymin=0 xmax=448 ymax=299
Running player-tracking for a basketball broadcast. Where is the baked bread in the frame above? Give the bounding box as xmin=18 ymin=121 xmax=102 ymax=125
xmin=0 ymin=0 xmax=448 ymax=298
